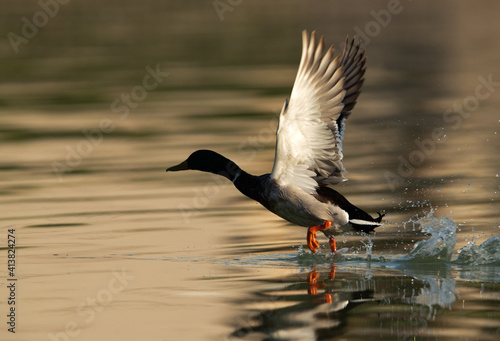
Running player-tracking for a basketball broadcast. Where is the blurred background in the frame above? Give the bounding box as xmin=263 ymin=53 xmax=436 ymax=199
xmin=1 ymin=0 xmax=498 ymax=229
xmin=1 ymin=0 xmax=498 ymax=107
xmin=0 ymin=1 xmax=499 ymax=340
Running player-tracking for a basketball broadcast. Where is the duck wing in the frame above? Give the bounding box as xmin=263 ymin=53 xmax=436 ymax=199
xmin=270 ymin=31 xmax=366 ymax=194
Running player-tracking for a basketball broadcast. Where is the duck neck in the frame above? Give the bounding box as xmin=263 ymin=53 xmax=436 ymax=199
xmin=232 ymin=171 xmax=266 ymax=204
xmin=195 ymin=153 xmax=264 ymax=203
xmin=209 ymin=158 xmax=243 ymax=183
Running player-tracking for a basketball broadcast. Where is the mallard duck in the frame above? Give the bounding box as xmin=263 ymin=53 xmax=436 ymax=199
xmin=167 ymin=31 xmax=384 ymax=253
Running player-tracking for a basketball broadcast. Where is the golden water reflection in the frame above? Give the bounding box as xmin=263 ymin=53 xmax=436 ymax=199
xmin=0 ymin=1 xmax=499 ymax=340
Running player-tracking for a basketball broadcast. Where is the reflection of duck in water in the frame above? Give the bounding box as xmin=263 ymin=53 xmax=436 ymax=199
xmin=307 ymin=266 xmax=336 ymax=303
xmin=230 ymin=267 xmax=375 ymax=340
xmin=167 ymin=31 xmax=384 ymax=253
xmin=229 ymin=267 xmax=455 ymax=340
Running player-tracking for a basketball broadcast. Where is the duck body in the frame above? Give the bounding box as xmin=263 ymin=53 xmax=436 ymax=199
xmin=169 ymin=149 xmax=383 ymax=242
xmin=167 ymin=31 xmax=385 ymax=253
xmin=237 ymin=172 xmax=347 ymax=229
xmin=240 ymin=174 xmax=383 ymax=235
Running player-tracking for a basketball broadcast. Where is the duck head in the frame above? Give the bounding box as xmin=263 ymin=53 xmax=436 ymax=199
xmin=166 ymin=149 xmax=241 ymax=181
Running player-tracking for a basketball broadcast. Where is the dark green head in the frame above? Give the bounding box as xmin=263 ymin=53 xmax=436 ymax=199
xmin=166 ymin=149 xmax=241 ymax=181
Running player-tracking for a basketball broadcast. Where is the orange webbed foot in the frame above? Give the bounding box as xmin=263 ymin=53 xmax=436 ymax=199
xmin=307 ymin=221 xmax=332 ymax=253
xmin=307 ymin=229 xmax=320 ymax=252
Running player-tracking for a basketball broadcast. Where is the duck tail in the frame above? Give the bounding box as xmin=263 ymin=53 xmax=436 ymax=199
xmin=349 ymin=212 xmax=385 ymax=233
xmin=375 ymin=211 xmax=385 ymax=223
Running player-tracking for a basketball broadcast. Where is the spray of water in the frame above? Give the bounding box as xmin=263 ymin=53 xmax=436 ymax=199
xmin=397 ymin=214 xmax=457 ymax=263
xmin=454 ymin=236 xmax=500 ymax=266
xmin=295 ymin=211 xmax=499 ymax=266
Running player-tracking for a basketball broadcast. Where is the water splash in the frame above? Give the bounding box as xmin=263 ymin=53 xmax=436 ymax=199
xmin=454 ymin=236 xmax=500 ymax=266
xmin=397 ymin=214 xmax=457 ymax=263
xmin=360 ymin=236 xmax=373 ymax=261
xmin=295 ymin=212 xmax=460 ymax=266
xmin=221 ymin=212 xmax=499 ymax=268
xmin=296 ymin=244 xmax=348 ymax=265
xmin=393 ymin=212 xmax=500 ymax=266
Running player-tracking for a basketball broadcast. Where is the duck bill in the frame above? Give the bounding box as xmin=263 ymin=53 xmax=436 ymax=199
xmin=166 ymin=160 xmax=189 ymax=172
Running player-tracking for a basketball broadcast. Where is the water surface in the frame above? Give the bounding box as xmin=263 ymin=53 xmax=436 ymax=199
xmin=1 ymin=1 xmax=499 ymax=340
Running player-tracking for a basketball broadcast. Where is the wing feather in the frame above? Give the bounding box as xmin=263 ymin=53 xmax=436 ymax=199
xmin=270 ymin=31 xmax=366 ymax=193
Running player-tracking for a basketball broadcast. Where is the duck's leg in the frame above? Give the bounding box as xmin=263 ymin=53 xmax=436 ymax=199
xmin=307 ymin=220 xmax=332 ymax=253
xmin=329 ymin=236 xmax=337 ymax=253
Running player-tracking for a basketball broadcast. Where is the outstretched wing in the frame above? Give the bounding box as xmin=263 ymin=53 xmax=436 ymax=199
xmin=270 ymin=30 xmax=366 ymax=194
